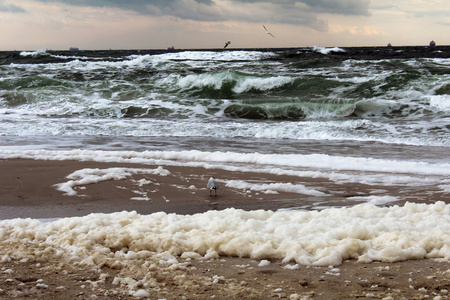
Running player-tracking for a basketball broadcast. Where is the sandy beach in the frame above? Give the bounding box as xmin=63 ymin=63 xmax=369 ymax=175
xmin=1 ymin=158 xmax=450 ymax=299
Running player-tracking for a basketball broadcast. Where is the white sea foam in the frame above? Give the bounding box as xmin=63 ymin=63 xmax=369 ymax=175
xmin=347 ymin=195 xmax=400 ymax=205
xmin=55 ymin=167 xmax=171 ymax=196
xmin=225 ymin=180 xmax=327 ymax=196
xmin=1 ymin=113 xmax=447 ymax=147
xmin=1 ymin=149 xmax=448 ymax=177
xmin=1 ymin=202 xmax=449 ymax=267
xmin=439 ymin=183 xmax=450 ymax=193
xmin=429 ymin=95 xmax=450 ymax=111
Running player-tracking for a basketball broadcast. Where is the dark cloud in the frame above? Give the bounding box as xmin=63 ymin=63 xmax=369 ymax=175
xmin=300 ymin=0 xmax=370 ymax=15
xmin=32 ymin=0 xmax=370 ymax=29
xmin=0 ymin=2 xmax=26 ymax=13
xmin=226 ymin=0 xmax=370 ymax=15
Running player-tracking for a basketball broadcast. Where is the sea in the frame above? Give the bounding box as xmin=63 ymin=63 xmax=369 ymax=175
xmin=0 ymin=47 xmax=449 ymax=268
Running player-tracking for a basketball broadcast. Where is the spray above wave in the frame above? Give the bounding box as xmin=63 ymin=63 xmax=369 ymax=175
xmin=164 ymin=70 xmax=293 ymax=95
xmin=150 ymin=50 xmax=278 ymax=62
xmin=311 ymin=46 xmax=346 ymax=55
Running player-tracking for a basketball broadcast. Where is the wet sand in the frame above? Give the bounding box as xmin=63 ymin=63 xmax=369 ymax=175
xmin=1 ymin=158 xmax=446 ymax=220
xmin=1 ymin=158 xmax=450 ymax=299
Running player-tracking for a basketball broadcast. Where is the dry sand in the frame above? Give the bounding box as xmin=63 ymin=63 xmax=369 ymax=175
xmin=1 ymin=158 xmax=450 ymax=299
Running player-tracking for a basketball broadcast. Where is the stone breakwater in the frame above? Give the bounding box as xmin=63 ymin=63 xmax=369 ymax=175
xmin=1 ymin=45 xmax=450 ymax=65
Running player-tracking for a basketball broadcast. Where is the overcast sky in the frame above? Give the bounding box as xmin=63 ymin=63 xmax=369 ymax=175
xmin=1 ymin=0 xmax=449 ymax=50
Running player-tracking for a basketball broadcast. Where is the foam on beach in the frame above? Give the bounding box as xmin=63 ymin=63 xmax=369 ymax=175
xmin=55 ymin=166 xmax=171 ymax=196
xmin=1 ymin=202 xmax=449 ymax=268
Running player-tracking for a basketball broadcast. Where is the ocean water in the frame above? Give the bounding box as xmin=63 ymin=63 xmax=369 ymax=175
xmin=1 ymin=48 xmax=449 ymax=148
xmin=0 ymin=48 xmax=450 ymax=269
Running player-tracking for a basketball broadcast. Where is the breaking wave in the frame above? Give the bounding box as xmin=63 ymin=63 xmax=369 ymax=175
xmin=0 ymin=50 xmax=449 ymax=146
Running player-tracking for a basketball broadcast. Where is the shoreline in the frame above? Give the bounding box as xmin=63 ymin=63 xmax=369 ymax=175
xmin=1 ymin=158 xmax=445 ymax=220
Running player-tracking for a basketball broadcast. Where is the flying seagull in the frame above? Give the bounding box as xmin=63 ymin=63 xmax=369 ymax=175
xmin=263 ymin=25 xmax=275 ymax=38
xmin=224 ymin=41 xmax=231 ymax=48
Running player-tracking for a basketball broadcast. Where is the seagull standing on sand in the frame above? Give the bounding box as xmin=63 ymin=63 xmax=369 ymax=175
xmin=263 ymin=25 xmax=275 ymax=38
xmin=207 ymin=177 xmax=219 ymax=196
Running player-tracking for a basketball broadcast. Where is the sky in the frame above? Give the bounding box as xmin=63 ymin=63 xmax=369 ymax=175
xmin=0 ymin=0 xmax=449 ymax=51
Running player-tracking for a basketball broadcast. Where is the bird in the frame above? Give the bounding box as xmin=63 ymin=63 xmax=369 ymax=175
xmin=207 ymin=177 xmax=219 ymax=196
xmin=263 ymin=25 xmax=275 ymax=38
xmin=224 ymin=41 xmax=231 ymax=48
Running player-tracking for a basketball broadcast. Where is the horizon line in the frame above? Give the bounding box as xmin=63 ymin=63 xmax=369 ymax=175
xmin=1 ymin=44 xmax=449 ymax=52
